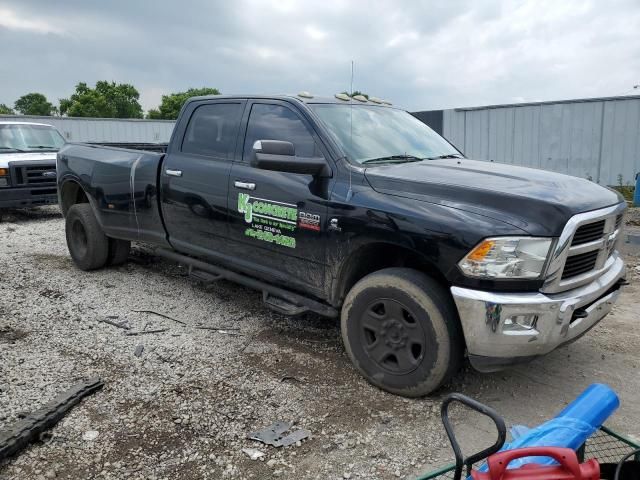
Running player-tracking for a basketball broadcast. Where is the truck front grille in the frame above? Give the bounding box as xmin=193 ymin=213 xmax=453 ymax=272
xmin=542 ymin=204 xmax=626 ymax=293
xmin=9 ymin=161 xmax=57 ymax=187
xmin=561 ymin=250 xmax=600 ymax=279
xmin=557 ymin=212 xmax=623 ymax=284
xmin=571 ymin=220 xmax=605 ymax=245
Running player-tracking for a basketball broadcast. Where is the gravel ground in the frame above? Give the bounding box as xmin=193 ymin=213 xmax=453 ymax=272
xmin=1 ymin=206 xmax=640 ymax=480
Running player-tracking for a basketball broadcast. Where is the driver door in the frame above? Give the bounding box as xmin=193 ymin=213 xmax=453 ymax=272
xmin=226 ymin=101 xmax=332 ymax=296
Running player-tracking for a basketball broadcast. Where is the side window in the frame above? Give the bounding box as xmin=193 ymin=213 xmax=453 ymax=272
xmin=181 ymin=103 xmax=242 ymax=158
xmin=243 ymin=104 xmax=323 ymax=162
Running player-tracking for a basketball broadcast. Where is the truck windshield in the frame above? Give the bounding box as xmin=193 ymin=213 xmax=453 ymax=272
xmin=310 ymin=104 xmax=460 ymax=164
xmin=0 ymin=124 xmax=65 ymax=153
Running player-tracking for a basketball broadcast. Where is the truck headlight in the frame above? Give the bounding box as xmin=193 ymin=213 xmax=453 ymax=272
xmin=458 ymin=237 xmax=552 ymax=279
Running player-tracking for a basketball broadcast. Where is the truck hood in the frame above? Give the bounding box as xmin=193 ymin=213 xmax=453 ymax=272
xmin=364 ymin=158 xmax=623 ymax=236
xmin=0 ymin=151 xmax=58 ymax=168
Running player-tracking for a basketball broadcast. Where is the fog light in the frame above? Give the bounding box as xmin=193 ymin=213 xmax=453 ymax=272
xmin=503 ymin=314 xmax=538 ymax=333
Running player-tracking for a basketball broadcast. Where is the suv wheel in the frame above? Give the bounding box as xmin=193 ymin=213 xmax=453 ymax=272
xmin=65 ymin=203 xmax=109 ymax=271
xmin=341 ymin=268 xmax=463 ymax=397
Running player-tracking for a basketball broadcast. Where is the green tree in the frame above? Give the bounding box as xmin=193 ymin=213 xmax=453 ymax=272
xmin=14 ymin=93 xmax=56 ymax=116
xmin=147 ymin=87 xmax=220 ymax=120
xmin=0 ymin=104 xmax=14 ymax=115
xmin=59 ymin=81 xmax=143 ymax=118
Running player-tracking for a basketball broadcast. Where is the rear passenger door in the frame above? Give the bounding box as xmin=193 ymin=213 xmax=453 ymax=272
xmin=161 ymin=99 xmax=245 ymax=258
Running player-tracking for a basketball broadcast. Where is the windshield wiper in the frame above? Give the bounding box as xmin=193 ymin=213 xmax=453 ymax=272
xmin=27 ymin=145 xmax=57 ymax=149
xmin=425 ymin=153 xmax=463 ymax=160
xmin=361 ymin=155 xmax=424 ymax=165
xmin=0 ymin=147 xmax=27 ymax=152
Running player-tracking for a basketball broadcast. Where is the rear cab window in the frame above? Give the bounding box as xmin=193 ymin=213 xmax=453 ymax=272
xmin=181 ymin=103 xmax=243 ymax=159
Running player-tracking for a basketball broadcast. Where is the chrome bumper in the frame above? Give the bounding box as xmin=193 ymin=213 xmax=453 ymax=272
xmin=451 ymin=253 xmax=625 ymax=372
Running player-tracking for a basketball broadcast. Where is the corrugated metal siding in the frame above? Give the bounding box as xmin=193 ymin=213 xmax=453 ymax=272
xmin=0 ymin=115 xmax=175 ymax=143
xmin=440 ymin=95 xmax=640 ymax=185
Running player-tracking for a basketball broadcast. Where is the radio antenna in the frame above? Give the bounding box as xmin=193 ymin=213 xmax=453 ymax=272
xmin=346 ymin=60 xmax=354 ymax=202
xmin=350 ymin=60 xmax=354 ymax=147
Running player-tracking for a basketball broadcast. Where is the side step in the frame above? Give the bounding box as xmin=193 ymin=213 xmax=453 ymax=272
xmin=262 ymin=292 xmax=309 ymax=316
xmin=188 ymin=265 xmax=223 ymax=284
xmin=154 ymin=248 xmax=338 ymax=318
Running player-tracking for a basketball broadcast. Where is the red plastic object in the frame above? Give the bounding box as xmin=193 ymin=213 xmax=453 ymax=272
xmin=470 ymin=447 xmax=600 ymax=480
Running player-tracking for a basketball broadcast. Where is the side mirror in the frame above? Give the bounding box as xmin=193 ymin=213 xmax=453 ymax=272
xmin=251 ymin=140 xmax=331 ymax=177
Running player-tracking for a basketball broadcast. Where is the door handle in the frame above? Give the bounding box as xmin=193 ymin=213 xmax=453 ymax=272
xmin=234 ymin=181 xmax=256 ymax=190
xmin=165 ymin=169 xmax=182 ymax=177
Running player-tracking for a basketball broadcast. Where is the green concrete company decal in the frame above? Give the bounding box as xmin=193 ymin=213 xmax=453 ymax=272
xmin=237 ymin=193 xmax=297 ymax=248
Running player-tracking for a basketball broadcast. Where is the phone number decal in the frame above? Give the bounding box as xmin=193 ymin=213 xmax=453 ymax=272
xmin=244 ymin=228 xmax=296 ymax=248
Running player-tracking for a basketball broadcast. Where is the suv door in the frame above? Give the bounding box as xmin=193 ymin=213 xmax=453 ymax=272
xmin=161 ymin=99 xmax=245 ymax=258
xmin=226 ymin=101 xmax=332 ymax=297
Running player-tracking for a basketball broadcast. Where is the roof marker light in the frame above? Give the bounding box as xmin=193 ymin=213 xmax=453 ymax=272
xmin=369 ymin=97 xmax=383 ymax=104
xmin=334 ymin=93 xmax=351 ymax=101
xmin=352 ymin=95 xmax=368 ymax=102
xmin=381 ymin=100 xmax=393 ymax=105
xmin=297 ymin=91 xmax=314 ymax=98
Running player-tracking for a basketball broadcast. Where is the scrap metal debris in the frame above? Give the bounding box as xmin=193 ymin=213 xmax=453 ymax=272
xmin=0 ymin=377 xmax=104 ymax=461
xmin=248 ymin=421 xmax=311 ymax=448
xmin=241 ymin=447 xmax=265 ymax=460
xmin=132 ymin=309 xmax=187 ymax=326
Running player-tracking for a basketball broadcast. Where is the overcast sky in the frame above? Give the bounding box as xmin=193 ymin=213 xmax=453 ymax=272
xmin=1 ymin=0 xmax=639 ymax=113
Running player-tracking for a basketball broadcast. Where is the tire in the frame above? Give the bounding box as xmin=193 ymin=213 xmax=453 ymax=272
xmin=341 ymin=268 xmax=463 ymax=397
xmin=107 ymin=238 xmax=131 ymax=266
xmin=65 ymin=203 xmax=109 ymax=271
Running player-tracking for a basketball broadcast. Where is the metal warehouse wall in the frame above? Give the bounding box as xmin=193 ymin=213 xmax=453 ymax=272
xmin=438 ymin=95 xmax=640 ymax=186
xmin=0 ymin=115 xmax=176 ymax=143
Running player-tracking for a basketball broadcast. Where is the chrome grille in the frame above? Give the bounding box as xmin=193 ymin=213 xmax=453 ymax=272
xmin=562 ymin=250 xmax=599 ymax=279
xmin=571 ymin=220 xmax=605 ymax=245
xmin=542 ymin=203 xmax=626 ymax=293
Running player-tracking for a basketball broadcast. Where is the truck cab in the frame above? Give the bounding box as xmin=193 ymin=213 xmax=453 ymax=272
xmin=0 ymin=121 xmax=65 ymax=209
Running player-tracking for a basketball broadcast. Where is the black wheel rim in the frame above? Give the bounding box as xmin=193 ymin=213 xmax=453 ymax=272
xmin=71 ymin=219 xmax=88 ymax=258
xmin=359 ymin=298 xmax=427 ymax=375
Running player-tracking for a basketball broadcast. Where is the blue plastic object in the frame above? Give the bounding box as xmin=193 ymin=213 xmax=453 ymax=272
xmin=477 ymin=384 xmax=619 ymax=473
xmin=634 ymin=173 xmax=640 ymax=207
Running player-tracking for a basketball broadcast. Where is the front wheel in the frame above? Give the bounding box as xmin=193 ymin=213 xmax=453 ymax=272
xmin=341 ymin=268 xmax=463 ymax=397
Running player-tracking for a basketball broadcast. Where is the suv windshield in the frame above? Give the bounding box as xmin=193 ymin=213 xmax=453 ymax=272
xmin=0 ymin=124 xmax=65 ymax=153
xmin=310 ymin=104 xmax=460 ymax=164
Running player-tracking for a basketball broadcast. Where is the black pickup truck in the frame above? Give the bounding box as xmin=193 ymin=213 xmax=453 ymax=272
xmin=57 ymin=93 xmax=626 ymax=397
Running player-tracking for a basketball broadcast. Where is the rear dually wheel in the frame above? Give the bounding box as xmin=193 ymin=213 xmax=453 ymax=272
xmin=65 ymin=203 xmax=109 ymax=271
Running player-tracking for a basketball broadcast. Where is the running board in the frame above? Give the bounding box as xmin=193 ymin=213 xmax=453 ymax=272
xmin=154 ymin=248 xmax=337 ymax=318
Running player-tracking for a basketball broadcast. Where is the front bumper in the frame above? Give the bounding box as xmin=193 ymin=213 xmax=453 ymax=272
xmin=0 ymin=187 xmax=58 ymax=208
xmin=451 ymin=253 xmax=626 ymax=372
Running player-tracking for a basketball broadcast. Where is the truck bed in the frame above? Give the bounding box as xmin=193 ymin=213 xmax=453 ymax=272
xmin=57 ymin=143 xmax=169 ymax=246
